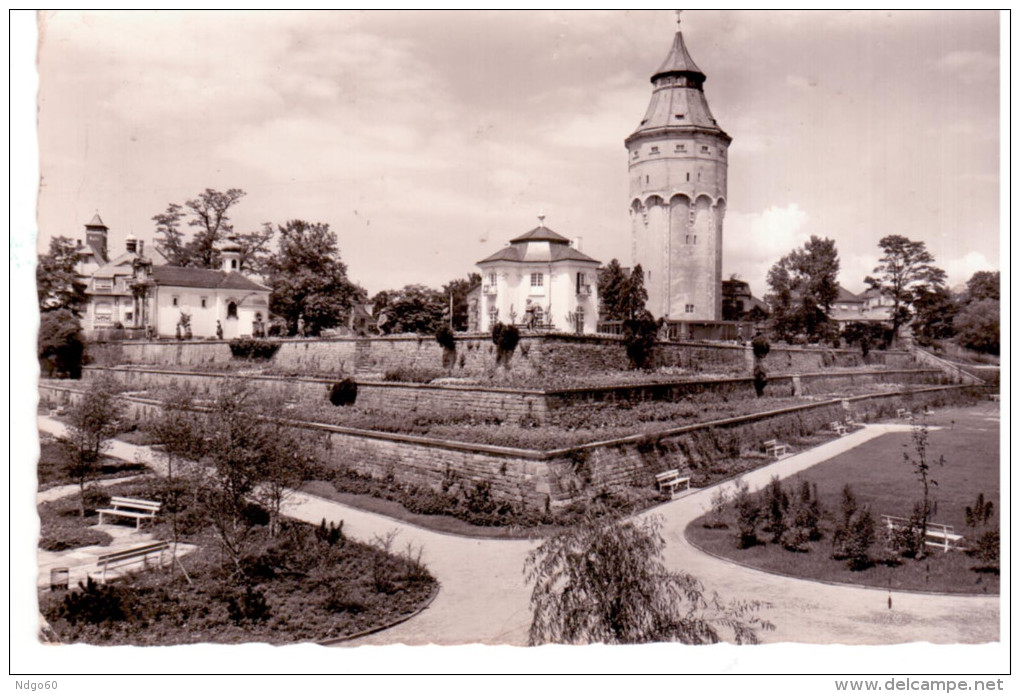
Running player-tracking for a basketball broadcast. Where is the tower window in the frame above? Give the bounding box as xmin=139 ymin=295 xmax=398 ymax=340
xmin=650 ymin=146 xmax=659 ymax=155
xmin=701 ymin=145 xmax=710 ymax=153
xmin=693 ymin=235 xmax=697 ymax=244
xmin=530 ymin=273 xmax=544 ymax=288
xmin=685 ymin=304 xmax=695 ymax=313
xmin=632 ymin=150 xmax=639 ymax=160
xmin=686 ymin=173 xmax=690 ymax=182
xmin=674 ymin=114 xmax=685 ymax=120
xmin=227 ymin=301 xmax=238 ymax=319
xmin=172 ymin=296 xmax=179 ymax=307
xmin=201 ymin=297 xmax=208 ymax=309
xmin=230 ymin=259 xmax=238 ymax=270
xmin=645 ymin=175 xmax=650 ymax=184
xmin=686 ymin=235 xmax=690 ymax=244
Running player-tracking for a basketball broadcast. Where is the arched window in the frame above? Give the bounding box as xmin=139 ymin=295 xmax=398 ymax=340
xmin=227 ymin=301 xmax=238 ymax=319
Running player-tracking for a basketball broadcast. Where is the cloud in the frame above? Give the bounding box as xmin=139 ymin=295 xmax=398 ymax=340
xmin=723 ymin=203 xmax=809 ymax=295
xmin=944 ymin=251 xmax=997 ymax=287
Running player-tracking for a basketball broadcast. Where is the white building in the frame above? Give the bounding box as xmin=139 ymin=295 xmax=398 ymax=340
xmin=475 ymin=218 xmax=600 ymax=334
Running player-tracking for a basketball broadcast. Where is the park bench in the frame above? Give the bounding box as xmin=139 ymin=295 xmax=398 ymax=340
xmin=95 ymin=541 xmax=170 ymax=582
xmin=830 ymin=421 xmax=847 ymax=436
xmin=655 ymin=469 xmax=691 ymax=498
xmin=896 ymin=408 xmax=914 ymax=421
xmin=989 ymin=393 xmax=1000 ymax=402
xmin=97 ymin=496 xmax=161 ymax=529
xmin=880 ymin=515 xmax=964 ymax=553
xmin=762 ymin=439 xmax=788 ymax=459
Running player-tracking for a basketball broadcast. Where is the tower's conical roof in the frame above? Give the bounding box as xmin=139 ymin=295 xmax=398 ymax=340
xmin=86 ymin=213 xmax=107 ymax=229
xmin=651 ymin=31 xmax=705 ymax=83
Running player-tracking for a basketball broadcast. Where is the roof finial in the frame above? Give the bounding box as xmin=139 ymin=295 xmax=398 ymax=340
xmin=675 ymin=9 xmax=683 ymax=29
xmin=538 ymin=212 xmax=546 ymax=225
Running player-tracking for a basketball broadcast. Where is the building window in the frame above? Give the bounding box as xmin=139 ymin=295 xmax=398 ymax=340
xmin=674 ymin=114 xmax=685 ymax=121
xmin=645 ymin=175 xmax=649 ymax=184
xmin=227 ymin=301 xmax=238 ymax=319
xmin=201 ymin=297 xmax=207 ymax=309
xmin=124 ymin=311 xmax=133 ymax=323
xmin=95 ymin=302 xmax=113 ymax=323
xmin=650 ymin=146 xmax=659 ymax=155
xmin=94 ymin=278 xmax=112 ymax=290
xmin=530 ymin=273 xmax=544 ymax=288
xmin=488 ymin=273 xmax=497 ymax=286
xmin=701 ymin=145 xmax=709 ymax=153
xmin=575 ymin=306 xmax=585 ymax=333
xmin=576 ymin=272 xmax=586 ymax=293
xmin=230 ymin=259 xmax=238 ymax=270
xmin=693 ymin=235 xmax=697 ymax=245
xmin=632 ymin=150 xmax=639 ymax=160
xmin=172 ymin=296 xmax=179 ymax=307
xmin=533 ymin=306 xmax=544 ymax=326
xmin=685 ymin=304 xmax=695 ymax=314
xmin=686 ymin=172 xmax=690 ymax=182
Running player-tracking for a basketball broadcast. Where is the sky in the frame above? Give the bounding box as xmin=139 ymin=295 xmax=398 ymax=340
xmin=30 ymin=9 xmax=1001 ymax=299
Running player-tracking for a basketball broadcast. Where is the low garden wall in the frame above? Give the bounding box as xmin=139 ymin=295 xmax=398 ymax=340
xmin=82 ymin=365 xmax=944 ymax=425
xmin=40 ymin=381 xmax=976 ymax=511
xmin=110 ymin=334 xmax=914 ymax=380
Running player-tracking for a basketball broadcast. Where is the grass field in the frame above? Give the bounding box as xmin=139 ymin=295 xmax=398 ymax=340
xmin=687 ymin=402 xmax=1001 ymax=594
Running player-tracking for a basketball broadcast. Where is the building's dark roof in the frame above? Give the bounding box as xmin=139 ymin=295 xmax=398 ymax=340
xmin=835 ymin=285 xmax=863 ymax=303
xmin=652 ymin=31 xmax=705 ymax=83
xmin=477 ymin=243 xmax=599 ymax=265
xmin=150 ymin=265 xmax=269 ymax=291
xmin=509 ymin=224 xmax=572 ymax=245
xmin=86 ymin=213 xmax=107 ymax=229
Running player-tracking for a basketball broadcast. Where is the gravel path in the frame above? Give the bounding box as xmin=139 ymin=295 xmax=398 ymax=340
xmin=37 ymin=414 xmax=999 ymax=646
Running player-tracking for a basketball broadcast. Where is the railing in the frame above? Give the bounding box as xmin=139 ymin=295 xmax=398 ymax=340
xmin=911 ymin=346 xmax=985 ymax=386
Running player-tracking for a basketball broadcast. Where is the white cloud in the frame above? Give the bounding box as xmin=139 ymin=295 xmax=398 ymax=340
xmin=723 ymin=203 xmax=809 ymax=296
xmin=935 ymin=50 xmax=999 ymax=80
xmin=944 ymin=251 xmax=997 ymax=287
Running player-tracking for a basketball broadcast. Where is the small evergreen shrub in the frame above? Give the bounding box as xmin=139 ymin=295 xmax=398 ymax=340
xmin=329 ymin=378 xmax=358 ymax=407
xmin=733 ymin=480 xmax=760 ymax=549
xmin=622 ymin=316 xmax=661 ymax=369
xmin=491 ymin=323 xmax=520 ymax=368
xmin=225 ymin=585 xmax=271 ymax=624
xmin=229 ymin=338 xmax=281 ymax=360
xmin=753 ymin=363 xmax=768 ymax=398
xmin=57 ymin=577 xmax=128 ymax=625
xmin=751 ymin=333 xmax=771 ymax=360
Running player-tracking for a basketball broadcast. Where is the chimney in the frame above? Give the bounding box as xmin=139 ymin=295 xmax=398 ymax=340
xmin=125 ymin=234 xmax=138 ymax=254
xmin=137 ymin=239 xmax=144 ymax=256
xmin=571 ymin=237 xmax=583 ymax=251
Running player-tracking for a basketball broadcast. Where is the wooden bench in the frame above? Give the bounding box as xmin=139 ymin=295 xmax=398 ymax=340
xmin=95 ymin=541 xmax=170 ymax=582
xmin=97 ymin=497 xmax=161 ymax=529
xmin=989 ymin=393 xmax=1000 ymax=402
xmin=655 ymin=469 xmax=691 ymax=498
xmin=762 ymin=439 xmax=788 ymax=459
xmin=896 ymin=408 xmax=914 ymax=421
xmin=881 ymin=515 xmax=964 ymax=553
xmin=831 ymin=421 xmax=847 ymax=436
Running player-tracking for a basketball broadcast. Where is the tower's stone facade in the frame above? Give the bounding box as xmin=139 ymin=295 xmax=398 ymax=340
xmin=625 ymin=30 xmax=730 ymax=321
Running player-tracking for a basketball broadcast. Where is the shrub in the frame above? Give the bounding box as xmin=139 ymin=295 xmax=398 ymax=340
xmin=57 ymin=577 xmax=128 ymax=625
xmin=965 ymin=492 xmax=994 ymax=528
xmin=315 ymin=518 xmax=345 ymax=546
xmin=491 ymin=323 xmax=520 ymax=368
xmin=329 ymin=378 xmax=358 ymax=407
xmin=972 ymin=530 xmax=999 ymax=572
xmin=886 ymin=501 xmax=926 ymax=559
xmin=622 ymin=316 xmax=661 ymax=369
xmin=733 ymin=480 xmax=760 ymax=549
xmin=435 ymin=325 xmax=456 ymax=351
xmin=753 ymin=363 xmax=768 ymax=398
xmin=225 ymin=585 xmax=271 ymax=624
xmin=751 ymin=333 xmax=771 ymax=360
xmin=762 ymin=476 xmax=789 ymax=545
xmin=832 ymin=485 xmax=875 ymax=569
xmin=382 ymin=366 xmax=447 ymax=383
xmin=228 ymin=338 xmax=281 ymax=360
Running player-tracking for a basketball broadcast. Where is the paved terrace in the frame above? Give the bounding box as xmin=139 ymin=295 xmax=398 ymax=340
xmin=36 ymin=411 xmax=999 ymax=646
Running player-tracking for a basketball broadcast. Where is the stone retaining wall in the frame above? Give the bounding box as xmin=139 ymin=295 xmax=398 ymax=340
xmin=112 ymin=334 xmax=914 ymax=380
xmin=40 ymin=381 xmax=975 ymax=511
xmin=83 ymin=365 xmax=943 ymax=425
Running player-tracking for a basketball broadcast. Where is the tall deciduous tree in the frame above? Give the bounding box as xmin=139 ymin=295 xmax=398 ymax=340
xmin=965 ymin=271 xmax=999 ymax=302
xmin=765 ymin=236 xmax=840 ymax=341
xmin=954 ymin=298 xmax=999 ymax=355
xmin=38 ymin=309 xmax=86 ymax=378
xmin=442 ymin=273 xmax=482 ymax=332
xmin=37 ymin=236 xmax=87 ymax=314
xmin=525 ymin=514 xmax=771 ymax=645
xmin=60 ymin=373 xmax=123 ymax=517
xmin=865 ymin=235 xmax=947 ymax=338
xmin=381 ymin=284 xmax=447 ymax=334
xmin=265 ymin=220 xmax=365 ymax=336
xmin=911 ymin=284 xmax=957 ymax=345
xmin=152 ymin=188 xmax=253 ymax=269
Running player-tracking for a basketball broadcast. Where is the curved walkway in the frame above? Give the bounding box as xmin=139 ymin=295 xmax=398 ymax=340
xmin=36 ymin=414 xmax=999 ymax=646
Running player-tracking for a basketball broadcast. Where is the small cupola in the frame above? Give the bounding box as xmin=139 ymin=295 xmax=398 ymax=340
xmin=220 ymin=234 xmax=242 ymax=272
xmin=125 ymin=233 xmax=138 ymax=254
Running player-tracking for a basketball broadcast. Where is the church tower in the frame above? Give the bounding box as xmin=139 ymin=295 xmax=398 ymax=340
xmin=625 ymin=23 xmax=730 ymax=321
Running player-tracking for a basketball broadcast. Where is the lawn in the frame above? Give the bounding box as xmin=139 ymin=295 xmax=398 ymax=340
xmin=39 ymin=477 xmax=438 ymax=645
xmin=37 ymin=435 xmax=148 ymax=491
xmin=686 ymin=402 xmax=1000 ymax=594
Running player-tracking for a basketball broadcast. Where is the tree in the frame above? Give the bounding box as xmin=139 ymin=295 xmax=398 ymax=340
xmin=383 ymin=284 xmax=447 ymax=334
xmin=765 ymin=236 xmax=839 ymax=341
xmin=865 ymin=235 xmax=947 ymax=339
xmin=954 ymin=299 xmax=999 ymax=354
xmin=903 ymin=422 xmax=944 ymax=557
xmin=234 ymin=222 xmax=276 ymax=277
xmin=911 ymin=284 xmax=957 ymax=345
xmin=598 ymin=259 xmax=631 ymax=321
xmin=524 ymin=513 xmax=770 ymax=645
xmin=60 ymin=374 xmax=123 ymax=517
xmin=152 ymin=188 xmax=251 ymax=269
xmin=265 ymin=220 xmax=366 ymax=336
xmin=37 ymin=236 xmax=87 ymax=314
xmin=38 ymin=309 xmax=86 ymax=378
xmin=442 ymin=273 xmax=482 ymax=331
xmin=622 ymin=264 xmax=650 ymax=320
xmin=965 ymin=271 xmax=999 ymax=302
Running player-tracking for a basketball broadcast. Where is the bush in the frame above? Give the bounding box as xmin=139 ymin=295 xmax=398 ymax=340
xmin=733 ymin=480 xmax=760 ymax=549
xmin=831 ymin=485 xmax=875 ymax=569
xmin=225 ymin=584 xmax=271 ymax=624
xmin=329 ymin=378 xmax=358 ymax=407
xmin=38 ymin=309 xmax=86 ymax=379
xmin=762 ymin=476 xmax=789 ymax=545
xmin=751 ymin=333 xmax=771 ymax=360
xmin=57 ymin=577 xmax=128 ymax=625
xmin=228 ymin=338 xmax=281 ymax=360
xmin=622 ymin=316 xmax=661 ymax=369
xmin=382 ymin=366 xmax=447 ymax=383
xmin=491 ymin=323 xmax=520 ymax=368
xmin=435 ymin=325 xmax=456 ymax=351
xmin=972 ymin=530 xmax=999 ymax=572
xmin=753 ymin=363 xmax=768 ymax=398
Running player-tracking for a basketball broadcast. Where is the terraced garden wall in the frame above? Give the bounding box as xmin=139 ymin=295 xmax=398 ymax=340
xmin=82 ymin=365 xmax=945 ymax=425
xmin=40 ymin=381 xmax=976 ymax=511
xmin=111 ymin=334 xmax=914 ymax=380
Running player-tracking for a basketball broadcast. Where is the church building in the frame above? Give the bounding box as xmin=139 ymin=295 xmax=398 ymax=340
xmin=626 ymin=25 xmax=730 ymax=322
